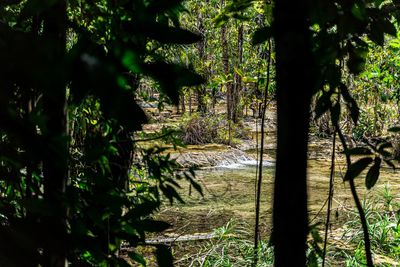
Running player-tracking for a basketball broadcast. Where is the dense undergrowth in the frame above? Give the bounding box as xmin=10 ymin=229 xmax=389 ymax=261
xmin=336 ymin=185 xmax=400 ymax=267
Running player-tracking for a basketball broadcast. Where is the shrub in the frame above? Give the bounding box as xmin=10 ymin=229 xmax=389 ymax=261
xmin=179 ymin=113 xmax=251 ymax=145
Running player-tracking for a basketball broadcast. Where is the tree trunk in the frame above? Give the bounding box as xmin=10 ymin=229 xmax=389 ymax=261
xmin=220 ymin=0 xmax=231 ymax=120
xmin=189 ymin=91 xmax=192 ymax=115
xmin=232 ymin=23 xmax=243 ymax=123
xmin=196 ymin=12 xmax=207 ymax=114
xmin=181 ymin=94 xmax=186 ymax=114
xmin=272 ymin=0 xmax=314 ymax=266
xmin=42 ymin=1 xmax=68 ymax=266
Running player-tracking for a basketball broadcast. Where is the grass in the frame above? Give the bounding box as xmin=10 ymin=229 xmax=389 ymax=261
xmin=318 ymin=183 xmax=400 ymax=266
xmin=334 ymin=184 xmax=400 ymax=267
xmin=178 ymin=183 xmax=400 ymax=267
xmin=175 ymin=220 xmax=274 ymax=267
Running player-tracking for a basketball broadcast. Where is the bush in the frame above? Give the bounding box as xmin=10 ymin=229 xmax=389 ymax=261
xmin=179 ymin=113 xmax=251 ymax=145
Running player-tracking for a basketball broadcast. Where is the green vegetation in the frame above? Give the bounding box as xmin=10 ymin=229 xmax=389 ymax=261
xmin=178 ymin=184 xmax=399 ymax=267
xmin=181 ymin=221 xmax=274 ymax=267
xmin=1 ymin=0 xmax=400 ymax=266
xmin=179 ymin=112 xmax=250 ymax=145
xmin=0 ymin=0 xmax=203 ymax=266
xmin=340 ymin=185 xmax=400 ymax=266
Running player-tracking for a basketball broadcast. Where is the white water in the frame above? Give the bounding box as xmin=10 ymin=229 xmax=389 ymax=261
xmin=216 ymin=158 xmax=274 ymax=169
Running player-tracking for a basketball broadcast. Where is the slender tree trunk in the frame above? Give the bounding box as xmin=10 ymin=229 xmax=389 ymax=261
xmin=232 ymin=23 xmax=243 ymax=123
xmin=220 ymin=0 xmax=231 ymax=120
xmin=189 ymin=91 xmax=192 ymax=115
xmin=253 ymin=39 xmax=272 ymax=267
xmin=196 ymin=86 xmax=206 ymax=113
xmin=42 ymin=1 xmax=68 ymax=266
xmin=196 ymin=12 xmax=207 ymax=114
xmin=181 ymin=94 xmax=186 ymax=114
xmin=272 ymin=0 xmax=314 ymax=266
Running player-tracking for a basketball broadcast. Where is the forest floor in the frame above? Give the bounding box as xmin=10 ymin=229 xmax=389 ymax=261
xmin=131 ymin=102 xmax=400 ymax=266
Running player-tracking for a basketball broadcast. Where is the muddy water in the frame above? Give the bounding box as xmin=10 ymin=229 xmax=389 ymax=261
xmin=158 ymin=157 xmax=400 ymax=238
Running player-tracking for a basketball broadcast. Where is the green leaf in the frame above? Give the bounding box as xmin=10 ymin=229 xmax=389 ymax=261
xmin=314 ymin=90 xmax=332 ymax=119
xmin=351 ymin=3 xmax=366 ymax=21
xmin=146 ymin=0 xmax=183 ymax=14
xmin=377 ymin=18 xmax=397 ymax=36
xmin=344 ymin=157 xmax=373 ymax=181
xmin=234 ymin=67 xmax=245 ymax=77
xmin=0 ymin=0 xmax=23 ymax=6
xmin=366 ymin=157 xmax=381 ymax=189
xmin=138 ymin=220 xmax=170 ymax=233
xmin=252 ymin=26 xmax=273 ymax=45
xmin=184 ymin=172 xmax=203 ymax=197
xmin=122 ymin=50 xmax=141 ymax=73
xmin=20 ymin=0 xmax=58 ymax=18
xmin=384 ymin=159 xmax=395 ymax=170
xmin=388 ymin=126 xmax=400 ymax=132
xmin=146 ymin=23 xmax=202 ymax=44
xmin=346 ymin=40 xmax=368 ymax=74
xmin=340 ymin=83 xmax=360 ymax=124
xmin=128 ymin=252 xmax=147 ymax=266
xmin=156 ymin=245 xmax=173 ymax=267
xmin=343 ymin=147 xmax=373 ymax=156
xmin=330 ymin=101 xmax=341 ymax=126
xmin=377 ymin=142 xmax=392 ymax=151
xmin=369 ymin=21 xmax=385 ymax=46
xmin=159 ymin=183 xmax=184 ymax=204
xmin=125 ymin=201 xmax=159 ymax=220
xmin=143 ymin=62 xmax=204 ymax=104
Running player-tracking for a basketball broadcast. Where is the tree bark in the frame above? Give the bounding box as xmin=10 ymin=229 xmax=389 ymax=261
xmin=232 ymin=23 xmax=243 ymax=122
xmin=272 ymin=0 xmax=314 ymax=266
xmin=196 ymin=12 xmax=207 ymax=114
xmin=220 ymin=0 xmax=231 ymax=120
xmin=42 ymin=1 xmax=68 ymax=266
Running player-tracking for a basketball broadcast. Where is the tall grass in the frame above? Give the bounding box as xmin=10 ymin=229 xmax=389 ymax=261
xmin=330 ymin=184 xmax=400 ymax=266
xmin=179 ymin=184 xmax=399 ymax=266
xmin=175 ymin=220 xmax=273 ymax=267
xmin=177 ymin=220 xmax=323 ymax=267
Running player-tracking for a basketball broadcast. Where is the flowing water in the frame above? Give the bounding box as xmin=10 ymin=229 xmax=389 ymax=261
xmin=158 ymin=156 xmax=400 ymax=238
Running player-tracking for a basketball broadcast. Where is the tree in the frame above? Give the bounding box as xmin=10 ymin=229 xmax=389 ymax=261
xmin=272 ymin=0 xmax=314 ymax=265
xmin=252 ymin=0 xmax=399 ymax=265
xmin=0 ymin=0 xmax=203 ymax=266
xmin=196 ymin=11 xmax=208 ymax=113
xmin=232 ymin=22 xmax=244 ymax=122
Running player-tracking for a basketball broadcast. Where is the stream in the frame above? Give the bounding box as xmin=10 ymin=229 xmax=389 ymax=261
xmin=158 ymin=156 xmax=400 ymax=238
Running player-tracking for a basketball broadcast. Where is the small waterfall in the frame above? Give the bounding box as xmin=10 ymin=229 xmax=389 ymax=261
xmin=216 ymin=158 xmax=274 ymax=169
xmin=174 ymin=148 xmax=274 ymax=169
xmin=213 ymin=149 xmax=273 ymax=169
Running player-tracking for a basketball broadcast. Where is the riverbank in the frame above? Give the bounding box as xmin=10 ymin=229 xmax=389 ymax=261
xmin=133 ymin=105 xmax=400 ymax=266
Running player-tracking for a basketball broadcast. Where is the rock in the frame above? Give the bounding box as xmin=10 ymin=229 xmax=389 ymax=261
xmin=172 ymin=148 xmax=254 ymax=168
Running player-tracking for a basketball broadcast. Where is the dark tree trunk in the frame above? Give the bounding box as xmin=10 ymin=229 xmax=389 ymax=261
xmin=180 ymin=94 xmax=186 ymax=114
xmin=196 ymin=13 xmax=207 ymax=114
xmin=196 ymin=86 xmax=207 ymax=114
xmin=220 ymin=0 xmax=231 ymax=120
xmin=232 ymin=23 xmax=243 ymax=123
xmin=189 ymin=91 xmax=192 ymax=115
xmin=272 ymin=0 xmax=314 ymax=266
xmin=42 ymin=1 xmax=68 ymax=266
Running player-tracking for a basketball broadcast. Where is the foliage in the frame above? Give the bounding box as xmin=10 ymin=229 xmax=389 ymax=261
xmin=177 ymin=0 xmax=271 ymax=116
xmin=179 ymin=112 xmax=251 ymax=145
xmin=183 ymin=221 xmax=274 ymax=267
xmin=179 ymin=220 xmax=325 ymax=267
xmin=349 ymin=35 xmax=400 ymax=139
xmin=0 ymin=0 xmax=203 ymax=266
xmin=2 ymin=0 xmax=400 ymax=265
xmin=335 ymin=185 xmax=400 ymax=266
